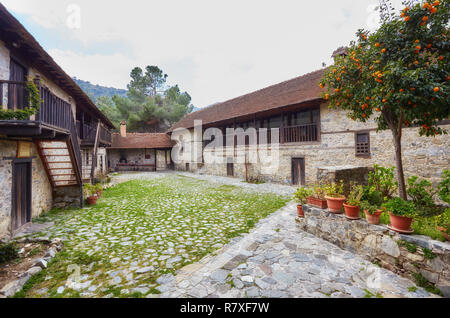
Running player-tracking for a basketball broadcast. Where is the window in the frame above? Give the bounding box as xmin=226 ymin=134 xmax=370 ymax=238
xmin=355 ymin=132 xmax=371 ymax=157
xmin=85 ymin=151 xmax=90 ymax=165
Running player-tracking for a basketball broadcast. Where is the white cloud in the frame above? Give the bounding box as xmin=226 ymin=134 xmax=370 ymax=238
xmin=48 ymin=49 xmax=135 ymax=89
xmin=1 ymin=0 xmax=409 ymax=108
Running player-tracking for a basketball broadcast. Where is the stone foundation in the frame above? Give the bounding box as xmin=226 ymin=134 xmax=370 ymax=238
xmin=53 ymin=185 xmax=82 ymax=209
xmin=296 ymin=205 xmax=450 ymax=297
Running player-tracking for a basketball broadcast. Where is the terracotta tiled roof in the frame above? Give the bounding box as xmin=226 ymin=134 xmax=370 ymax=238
xmin=170 ymin=69 xmax=325 ymax=131
xmin=110 ymin=133 xmax=175 ymax=149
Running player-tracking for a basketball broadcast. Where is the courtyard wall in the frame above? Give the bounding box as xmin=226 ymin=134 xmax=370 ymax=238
xmin=173 ymin=103 xmax=450 ymax=187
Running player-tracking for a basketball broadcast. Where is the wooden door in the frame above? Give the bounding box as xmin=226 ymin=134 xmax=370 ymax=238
xmin=292 ymin=158 xmax=305 ymax=186
xmin=8 ymin=59 xmax=27 ymax=110
xmin=227 ymin=163 xmax=234 ymax=177
xmin=12 ymin=162 xmax=32 ymax=232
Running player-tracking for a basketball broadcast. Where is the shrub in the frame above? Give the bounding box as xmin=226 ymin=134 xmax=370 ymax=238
xmin=382 ymin=197 xmax=416 ymax=218
xmin=347 ymin=183 xmax=364 ymax=206
xmin=83 ymin=184 xmax=97 ymax=198
xmin=293 ymin=187 xmax=313 ymax=205
xmin=312 ymin=184 xmax=326 ymax=200
xmin=368 ymin=165 xmax=398 ymax=202
xmin=0 ymin=242 xmax=19 ymax=264
xmin=407 ymin=176 xmax=437 ymax=208
xmin=438 ymin=170 xmax=450 ymax=204
xmin=361 ymin=200 xmax=380 ymax=215
xmin=323 ymin=180 xmax=345 ymax=198
xmin=362 ymin=185 xmax=384 ymax=207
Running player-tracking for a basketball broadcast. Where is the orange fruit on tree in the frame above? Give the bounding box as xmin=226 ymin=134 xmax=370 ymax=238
xmin=433 ymin=0 xmax=440 ymax=6
xmin=422 ymin=16 xmax=429 ymax=22
xmin=381 ymin=48 xmax=386 ymax=53
xmin=404 ymin=16 xmax=410 ymax=22
xmin=438 ymin=56 xmax=444 ymax=61
xmin=434 ymin=87 xmax=439 ymax=92
xmin=430 ymin=7 xmax=437 ymax=13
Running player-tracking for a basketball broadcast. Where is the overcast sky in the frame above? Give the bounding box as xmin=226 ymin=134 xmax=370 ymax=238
xmin=2 ymin=0 xmax=404 ymax=108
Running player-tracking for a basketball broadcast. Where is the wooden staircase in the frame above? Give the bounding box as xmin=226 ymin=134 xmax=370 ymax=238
xmin=36 ymin=140 xmax=82 ymax=187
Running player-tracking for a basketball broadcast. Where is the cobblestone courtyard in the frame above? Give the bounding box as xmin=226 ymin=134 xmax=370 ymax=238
xmin=18 ymin=172 xmax=434 ymax=298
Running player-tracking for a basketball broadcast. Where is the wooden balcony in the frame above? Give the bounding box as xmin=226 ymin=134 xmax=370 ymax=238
xmin=76 ymin=121 xmax=112 ymax=147
xmin=0 ymin=79 xmax=83 ymax=185
xmin=218 ymin=123 xmax=319 ymax=148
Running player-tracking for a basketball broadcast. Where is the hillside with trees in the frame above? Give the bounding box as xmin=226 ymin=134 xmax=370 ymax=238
xmin=75 ymin=66 xmax=195 ymax=132
xmin=73 ymin=78 xmax=128 ymax=101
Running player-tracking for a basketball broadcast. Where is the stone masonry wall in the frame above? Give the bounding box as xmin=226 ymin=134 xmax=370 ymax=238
xmin=0 ymin=140 xmax=53 ymax=238
xmin=175 ymin=103 xmax=449 ymax=188
xmin=53 ymin=186 xmax=81 ymax=209
xmin=0 ymin=40 xmax=9 ymax=107
xmin=108 ymin=149 xmax=156 ymax=171
xmin=297 ymin=205 xmax=450 ymax=297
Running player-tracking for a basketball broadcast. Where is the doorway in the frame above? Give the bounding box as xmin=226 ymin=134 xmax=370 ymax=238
xmin=227 ymin=163 xmax=234 ymax=177
xmin=292 ymin=158 xmax=305 ymax=186
xmin=11 ymin=161 xmax=32 ymax=232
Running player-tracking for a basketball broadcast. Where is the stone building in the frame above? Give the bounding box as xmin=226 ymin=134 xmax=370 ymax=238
xmin=108 ymin=122 xmax=174 ymax=172
xmin=168 ymin=60 xmax=449 ymax=188
xmin=0 ymin=4 xmax=114 ymax=238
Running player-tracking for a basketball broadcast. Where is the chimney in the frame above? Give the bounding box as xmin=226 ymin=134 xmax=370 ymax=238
xmin=120 ymin=121 xmax=127 ymax=137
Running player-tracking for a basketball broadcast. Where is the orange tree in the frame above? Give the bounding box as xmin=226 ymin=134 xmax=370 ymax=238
xmin=319 ymin=0 xmax=449 ymax=200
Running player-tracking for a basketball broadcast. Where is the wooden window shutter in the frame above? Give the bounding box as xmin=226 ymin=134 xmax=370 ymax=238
xmin=355 ymin=132 xmax=370 ymax=157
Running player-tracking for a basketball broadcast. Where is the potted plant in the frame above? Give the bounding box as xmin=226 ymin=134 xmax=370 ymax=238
xmin=95 ymin=183 xmax=103 ymax=198
xmin=83 ymin=184 xmax=98 ymax=205
xmin=361 ymin=201 xmax=383 ymax=225
xmin=294 ymin=187 xmax=313 ymax=218
xmin=344 ymin=184 xmax=363 ymax=220
xmin=324 ymin=181 xmax=346 ymax=214
xmin=382 ymin=197 xmax=416 ymax=234
xmin=306 ymin=185 xmax=328 ymax=209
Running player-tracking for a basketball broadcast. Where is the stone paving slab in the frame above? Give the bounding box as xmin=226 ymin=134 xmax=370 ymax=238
xmin=154 ymin=201 xmax=436 ymax=298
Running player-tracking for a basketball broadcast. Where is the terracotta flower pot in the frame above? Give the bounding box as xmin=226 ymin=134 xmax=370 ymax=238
xmin=325 ymin=196 xmax=346 ymax=214
xmin=389 ymin=213 xmax=413 ymax=233
xmin=365 ymin=210 xmax=383 ymax=225
xmin=437 ymin=226 xmax=450 ymax=241
xmin=343 ymin=204 xmax=360 ymax=220
xmin=297 ymin=205 xmax=305 ymax=218
xmin=306 ymin=197 xmax=328 ymax=209
xmin=87 ymin=196 xmax=98 ymax=205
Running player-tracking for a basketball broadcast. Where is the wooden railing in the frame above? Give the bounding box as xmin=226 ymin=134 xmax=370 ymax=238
xmin=282 ymin=123 xmax=319 ymax=143
xmin=217 ymin=124 xmax=319 ymax=147
xmin=0 ymin=80 xmax=28 ymax=110
xmin=36 ymin=86 xmax=74 ymax=130
xmin=99 ymin=124 xmax=112 ymax=144
xmin=76 ymin=121 xmax=111 ymax=144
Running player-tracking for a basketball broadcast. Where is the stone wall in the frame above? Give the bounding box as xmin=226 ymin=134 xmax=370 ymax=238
xmin=53 ymin=186 xmax=82 ymax=209
xmin=0 ymin=140 xmax=53 ymax=239
xmin=297 ymin=205 xmax=450 ymax=297
xmin=108 ymin=149 xmax=156 ymax=171
xmin=174 ymin=103 xmax=450 ymax=188
xmin=0 ymin=40 xmax=9 ymax=107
